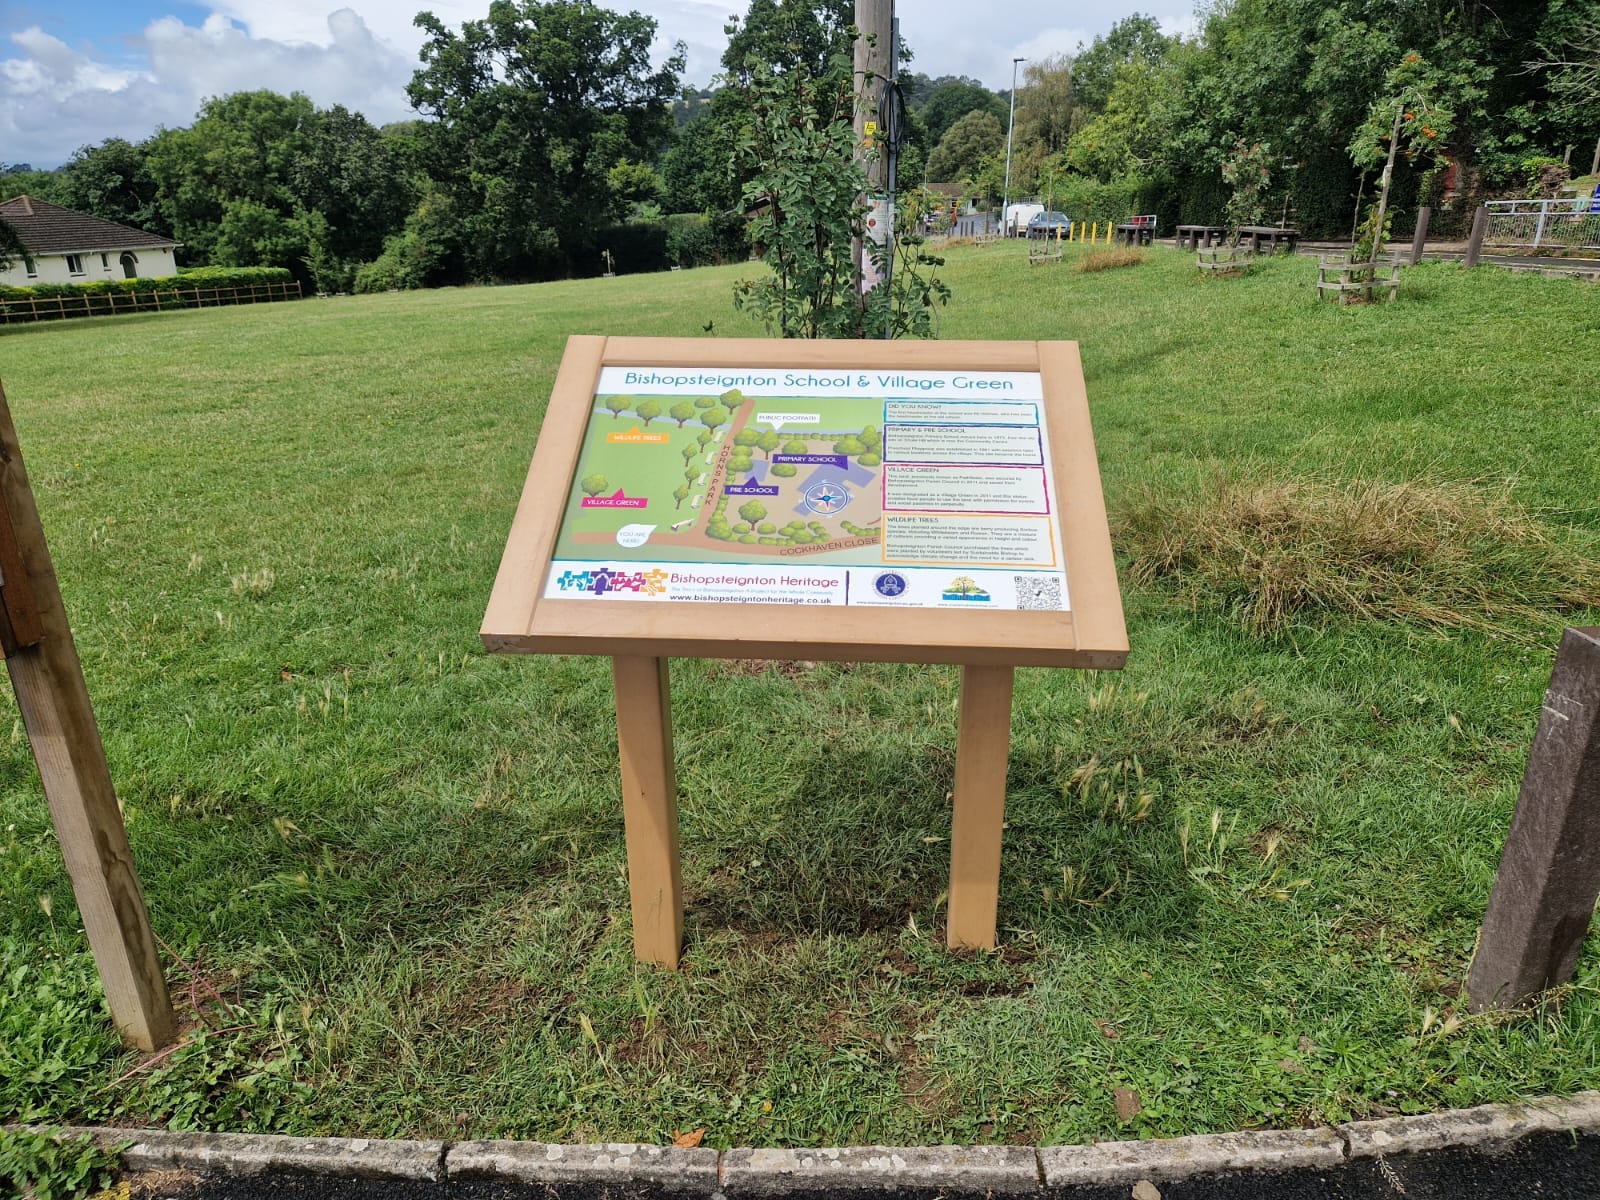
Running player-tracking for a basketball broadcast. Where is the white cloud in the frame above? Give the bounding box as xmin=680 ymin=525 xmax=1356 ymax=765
xmin=1 ymin=9 xmax=414 ymax=167
xmin=143 ymin=9 xmax=412 ymax=120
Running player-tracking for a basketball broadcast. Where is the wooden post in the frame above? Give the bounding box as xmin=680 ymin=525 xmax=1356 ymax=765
xmin=947 ymin=666 xmax=1015 ymax=950
xmin=0 ymin=383 xmax=173 ymax=1050
xmin=1409 ymin=206 xmax=1430 ymax=265
xmin=612 ymin=655 xmax=683 ymax=968
xmin=1467 ymin=628 xmax=1600 ymax=1012
xmin=1463 ymin=206 xmax=1489 ymax=268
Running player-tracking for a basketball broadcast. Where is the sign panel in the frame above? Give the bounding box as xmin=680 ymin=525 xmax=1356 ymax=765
xmin=482 ymin=337 xmax=1127 ymax=669
xmin=544 ymin=366 xmax=1069 ymax=612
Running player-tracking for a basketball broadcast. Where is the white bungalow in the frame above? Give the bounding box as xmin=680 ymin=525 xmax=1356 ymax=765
xmin=0 ymin=196 xmax=180 ymax=286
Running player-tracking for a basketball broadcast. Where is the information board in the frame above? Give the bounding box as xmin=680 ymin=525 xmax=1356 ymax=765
xmin=545 ymin=366 xmax=1070 ymax=612
xmin=483 ymin=337 xmax=1127 ymax=669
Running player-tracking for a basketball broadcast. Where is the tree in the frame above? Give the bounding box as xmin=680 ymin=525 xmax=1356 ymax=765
xmin=145 ymin=90 xmax=319 ymax=267
xmin=605 ymin=395 xmax=632 ymax=419
xmin=782 ymin=438 xmax=808 ymax=455
xmin=1070 ymin=14 xmax=1176 ymax=116
xmin=757 ymin=430 xmax=780 ymax=458
xmin=670 ymin=401 xmax=695 ymax=427
xmin=771 ymin=462 xmax=798 ymax=477
xmin=699 ymin=406 xmax=728 ymax=433
xmin=926 ymin=111 xmax=1003 ymax=184
xmin=734 ymin=428 xmax=760 ymax=450
xmin=673 ymin=483 xmax=691 ymax=508
xmin=0 ymin=217 xmax=23 ymax=274
xmin=55 ymin=138 xmax=164 ymax=235
xmin=833 ymin=435 xmax=865 ymax=456
xmin=581 ymin=473 xmax=609 ymax=496
xmin=681 ymin=442 xmax=698 ymax=464
xmin=919 ymin=78 xmax=1008 ymax=147
xmin=407 ymin=1 xmax=683 ymax=280
xmin=636 ymin=398 xmax=662 ymax=426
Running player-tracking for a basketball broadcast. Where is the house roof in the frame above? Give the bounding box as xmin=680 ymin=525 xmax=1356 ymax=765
xmin=0 ymin=195 xmax=179 ymax=254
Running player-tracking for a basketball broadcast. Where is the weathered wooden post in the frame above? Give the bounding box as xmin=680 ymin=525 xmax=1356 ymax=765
xmin=0 ymin=383 xmax=174 ymax=1049
xmin=1409 ymin=206 xmax=1430 ymax=265
xmin=1462 ymin=206 xmax=1489 ymax=268
xmin=1467 ymin=628 xmax=1600 ymax=1012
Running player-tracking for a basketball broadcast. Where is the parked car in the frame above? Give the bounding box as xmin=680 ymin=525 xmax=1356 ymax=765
xmin=1026 ymin=211 xmax=1070 ymax=239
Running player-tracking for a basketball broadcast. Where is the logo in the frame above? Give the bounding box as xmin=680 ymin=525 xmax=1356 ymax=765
xmin=556 ymin=566 xmax=669 ymax=597
xmin=941 ymin=575 xmax=991 ymax=602
xmin=873 ymin=572 xmax=907 ymax=598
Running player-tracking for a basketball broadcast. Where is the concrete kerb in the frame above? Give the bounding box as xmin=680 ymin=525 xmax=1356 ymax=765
xmin=21 ymin=1093 xmax=1600 ymax=1193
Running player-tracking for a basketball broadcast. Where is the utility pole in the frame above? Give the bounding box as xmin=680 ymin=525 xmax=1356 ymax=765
xmin=854 ymin=0 xmax=893 ymax=308
xmin=1002 ymin=57 xmax=1024 ymax=235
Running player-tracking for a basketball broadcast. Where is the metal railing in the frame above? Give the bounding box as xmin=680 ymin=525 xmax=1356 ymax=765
xmin=1483 ymin=198 xmax=1600 ymax=251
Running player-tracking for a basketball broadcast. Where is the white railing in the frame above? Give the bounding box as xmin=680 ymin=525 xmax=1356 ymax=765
xmin=1483 ymin=198 xmax=1600 ymax=250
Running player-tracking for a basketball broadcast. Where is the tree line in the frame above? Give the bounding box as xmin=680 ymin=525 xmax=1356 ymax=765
xmin=2 ymin=0 xmax=1595 ymax=290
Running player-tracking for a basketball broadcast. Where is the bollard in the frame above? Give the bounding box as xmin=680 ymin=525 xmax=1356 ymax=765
xmin=1462 ymin=206 xmax=1489 ymax=269
xmin=1410 ymin=206 xmax=1430 ymax=266
xmin=1467 ymin=628 xmax=1600 ymax=1011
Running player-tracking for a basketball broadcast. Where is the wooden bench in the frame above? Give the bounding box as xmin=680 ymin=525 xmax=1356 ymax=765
xmin=1115 ymin=215 xmax=1158 ymax=246
xmin=1237 ymin=225 xmax=1301 ymax=255
xmin=1316 ymin=254 xmax=1402 ymax=304
xmin=1176 ymin=224 xmax=1228 ymax=250
xmin=1028 ymin=238 xmax=1063 ymax=266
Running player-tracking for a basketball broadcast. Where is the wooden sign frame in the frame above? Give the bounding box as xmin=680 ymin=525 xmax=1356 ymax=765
xmin=483 ymin=337 xmax=1128 ymax=965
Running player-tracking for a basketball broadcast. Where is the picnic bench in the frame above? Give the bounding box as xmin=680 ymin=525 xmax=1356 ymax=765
xmin=1114 ymin=215 xmax=1158 ymax=246
xmin=1316 ymin=254 xmax=1402 ymax=304
xmin=1236 ymin=225 xmax=1301 ymax=254
xmin=1176 ymin=224 xmax=1228 ymax=250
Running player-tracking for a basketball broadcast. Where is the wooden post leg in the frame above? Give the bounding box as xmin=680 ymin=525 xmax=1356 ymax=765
xmin=612 ymin=656 xmax=683 ymax=968
xmin=0 ymin=384 xmax=173 ymax=1050
xmin=948 ymin=666 xmax=1015 ymax=950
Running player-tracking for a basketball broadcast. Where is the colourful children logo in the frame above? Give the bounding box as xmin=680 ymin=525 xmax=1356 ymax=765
xmin=557 ymin=567 xmax=670 ymax=596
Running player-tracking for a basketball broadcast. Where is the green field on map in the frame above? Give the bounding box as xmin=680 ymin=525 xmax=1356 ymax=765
xmin=555 ymin=390 xmax=890 ymax=565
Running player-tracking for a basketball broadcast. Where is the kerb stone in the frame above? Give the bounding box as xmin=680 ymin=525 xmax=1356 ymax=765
xmin=721 ymin=1145 xmax=1040 ymax=1194
xmin=1041 ymin=1128 xmax=1345 ymax=1186
xmin=447 ymin=1141 xmax=719 ymax=1192
xmin=65 ymin=1128 xmax=444 ymax=1181
xmin=1341 ymin=1092 xmax=1600 ymax=1159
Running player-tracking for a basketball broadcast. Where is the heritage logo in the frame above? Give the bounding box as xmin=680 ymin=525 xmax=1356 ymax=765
xmin=556 ymin=567 xmax=669 ymax=596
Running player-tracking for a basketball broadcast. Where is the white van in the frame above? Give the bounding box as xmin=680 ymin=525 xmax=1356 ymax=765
xmin=1003 ymin=203 xmax=1044 ymax=237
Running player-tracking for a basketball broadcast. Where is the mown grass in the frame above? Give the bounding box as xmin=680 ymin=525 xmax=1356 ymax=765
xmin=1 ymin=243 xmax=1598 ymax=1146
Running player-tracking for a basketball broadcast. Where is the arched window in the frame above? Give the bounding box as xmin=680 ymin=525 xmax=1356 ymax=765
xmin=119 ymin=251 xmax=138 ymax=279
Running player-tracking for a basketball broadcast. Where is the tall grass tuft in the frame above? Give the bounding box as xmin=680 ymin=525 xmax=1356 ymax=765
xmin=1078 ymin=248 xmax=1146 ymax=273
xmin=1116 ymin=472 xmax=1600 ymax=639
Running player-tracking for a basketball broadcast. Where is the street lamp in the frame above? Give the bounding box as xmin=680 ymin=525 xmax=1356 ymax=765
xmin=1002 ymin=56 xmax=1024 ymax=235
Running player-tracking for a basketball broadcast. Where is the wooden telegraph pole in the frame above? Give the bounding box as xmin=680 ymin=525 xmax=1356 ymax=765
xmin=854 ymin=0 xmax=893 ymax=300
xmin=0 ymin=382 xmax=173 ymax=1050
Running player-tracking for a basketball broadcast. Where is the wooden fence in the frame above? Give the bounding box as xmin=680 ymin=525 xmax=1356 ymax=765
xmin=0 ymin=280 xmax=303 ymax=325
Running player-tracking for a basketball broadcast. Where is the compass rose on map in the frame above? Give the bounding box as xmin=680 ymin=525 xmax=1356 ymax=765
xmin=803 ymin=482 xmax=850 ymax=515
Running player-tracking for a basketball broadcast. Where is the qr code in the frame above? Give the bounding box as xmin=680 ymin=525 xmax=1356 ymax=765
xmin=1015 ymin=576 xmax=1064 ymax=611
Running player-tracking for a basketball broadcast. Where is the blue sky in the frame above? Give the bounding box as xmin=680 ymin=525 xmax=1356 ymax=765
xmin=2 ymin=1 xmax=1197 ymax=168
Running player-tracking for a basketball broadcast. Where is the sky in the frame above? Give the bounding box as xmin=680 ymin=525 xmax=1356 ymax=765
xmin=1 ymin=1 xmax=1200 ymax=168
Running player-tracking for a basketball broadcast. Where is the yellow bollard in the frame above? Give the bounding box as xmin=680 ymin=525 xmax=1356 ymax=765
xmin=1093 ymin=221 xmax=1100 ymax=242
xmin=1105 ymin=222 xmax=1113 ymax=245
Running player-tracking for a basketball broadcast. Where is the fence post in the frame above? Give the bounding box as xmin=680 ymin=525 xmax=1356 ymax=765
xmin=1468 ymin=628 xmax=1600 ymax=1012
xmin=1463 ymin=207 xmax=1489 ymax=268
xmin=1409 ymin=207 xmax=1430 ymax=265
xmin=1533 ymin=204 xmax=1548 ymax=249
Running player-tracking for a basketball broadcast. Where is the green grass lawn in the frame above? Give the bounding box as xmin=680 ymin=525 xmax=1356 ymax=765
xmin=2 ymin=244 xmax=1598 ymax=1146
